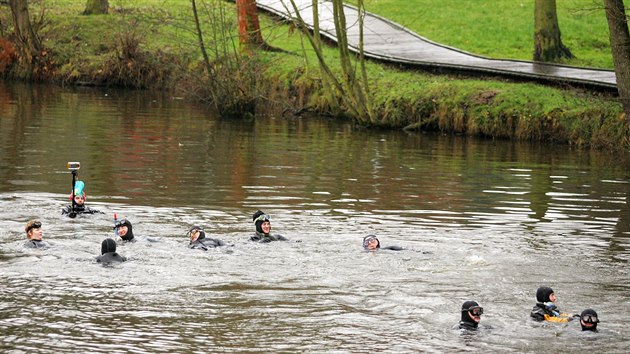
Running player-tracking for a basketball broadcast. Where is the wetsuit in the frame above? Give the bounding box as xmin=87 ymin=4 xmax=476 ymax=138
xmin=96 ymin=252 xmax=127 ymax=264
xmin=380 ymin=245 xmax=403 ymax=251
xmin=120 ymin=234 xmax=136 ymax=242
xmin=531 ymin=303 xmax=573 ymax=323
xmin=250 ymin=232 xmax=288 ymax=243
xmin=362 ymin=235 xmax=403 ymax=251
xmin=530 ymin=286 xmax=573 ymax=323
xmin=190 ymin=238 xmax=226 ymax=250
xmin=97 ymin=238 xmax=126 ymax=264
xmin=62 ymin=204 xmax=103 ymax=217
xmin=458 ymin=321 xmax=478 ymax=330
xmin=24 ymin=240 xmax=50 ymax=249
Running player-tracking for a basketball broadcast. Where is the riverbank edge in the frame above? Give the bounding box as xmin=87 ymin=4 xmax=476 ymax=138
xmin=1 ymin=3 xmax=628 ymax=150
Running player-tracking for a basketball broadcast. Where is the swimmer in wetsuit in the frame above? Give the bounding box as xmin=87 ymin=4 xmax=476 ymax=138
xmin=530 ymin=286 xmax=573 ymax=323
xmin=187 ymin=225 xmax=226 ymax=250
xmin=362 ymin=234 xmax=403 ymax=251
xmin=114 ymin=218 xmax=136 ymax=242
xmin=579 ymin=309 xmax=599 ymax=332
xmin=96 ymin=238 xmax=126 ymax=264
xmin=459 ymin=300 xmax=484 ymax=330
xmin=113 ymin=218 xmax=159 ymax=243
xmin=249 ymin=210 xmax=288 ymax=243
xmin=61 ymin=180 xmax=103 ymax=217
xmin=24 ymin=220 xmax=50 ymax=249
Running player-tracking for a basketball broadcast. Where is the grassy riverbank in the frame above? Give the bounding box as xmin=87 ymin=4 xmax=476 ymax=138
xmin=0 ymin=0 xmax=627 ymax=149
xmin=353 ymin=0 xmax=615 ymax=69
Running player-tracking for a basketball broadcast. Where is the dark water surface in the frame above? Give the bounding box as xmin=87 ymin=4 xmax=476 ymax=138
xmin=1 ymin=82 xmax=629 ymax=352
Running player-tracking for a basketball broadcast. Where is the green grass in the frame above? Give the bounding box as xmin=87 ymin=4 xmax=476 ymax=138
xmin=353 ymin=0 xmax=615 ymax=69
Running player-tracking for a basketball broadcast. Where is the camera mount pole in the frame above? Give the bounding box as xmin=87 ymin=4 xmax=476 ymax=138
xmin=71 ymin=169 xmax=78 ymax=214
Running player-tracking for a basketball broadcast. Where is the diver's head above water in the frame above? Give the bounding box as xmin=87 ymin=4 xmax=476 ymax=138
xmin=72 ymin=180 xmax=87 ymax=206
xmin=25 ymin=219 xmax=43 ymax=240
xmin=363 ymin=234 xmax=380 ymax=250
xmin=536 ymin=286 xmax=556 ymax=303
xmin=253 ymin=210 xmax=271 ymax=235
xmin=461 ymin=300 xmax=483 ymax=328
xmin=101 ymin=238 xmax=117 ymax=255
xmin=580 ymin=309 xmax=599 ymax=331
xmin=187 ymin=225 xmax=206 ymax=242
xmin=113 ymin=218 xmax=134 ymax=241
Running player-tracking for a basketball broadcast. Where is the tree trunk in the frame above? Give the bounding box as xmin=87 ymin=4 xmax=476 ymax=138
xmin=604 ymin=0 xmax=630 ymax=126
xmin=236 ymin=0 xmax=264 ymax=48
xmin=332 ymin=0 xmax=372 ymax=121
xmin=191 ymin=0 xmax=212 ymax=75
xmin=83 ymin=0 xmax=109 ymax=15
xmin=357 ymin=0 xmax=373 ymax=120
xmin=533 ymin=0 xmax=573 ymax=62
xmin=311 ymin=0 xmax=321 ymax=52
xmin=9 ymin=0 xmax=42 ymax=63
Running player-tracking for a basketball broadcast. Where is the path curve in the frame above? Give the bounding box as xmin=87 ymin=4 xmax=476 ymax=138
xmin=256 ymin=0 xmax=617 ymax=90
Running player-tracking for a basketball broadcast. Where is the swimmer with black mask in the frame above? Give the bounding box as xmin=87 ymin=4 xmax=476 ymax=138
xmin=362 ymin=234 xmax=403 ymax=251
xmin=187 ymin=225 xmax=226 ymax=250
xmin=459 ymin=300 xmax=484 ymax=330
xmin=250 ymin=210 xmax=288 ymax=242
xmin=530 ymin=286 xmax=573 ymax=323
xmin=579 ymin=309 xmax=599 ymax=332
xmin=96 ymin=238 xmax=126 ymax=264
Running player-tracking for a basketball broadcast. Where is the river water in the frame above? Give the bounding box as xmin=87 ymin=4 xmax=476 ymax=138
xmin=1 ymin=81 xmax=629 ymax=352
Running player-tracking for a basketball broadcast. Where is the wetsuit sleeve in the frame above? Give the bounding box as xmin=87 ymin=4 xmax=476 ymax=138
xmin=85 ymin=207 xmax=104 ymax=214
xmin=382 ymin=246 xmax=403 ymax=251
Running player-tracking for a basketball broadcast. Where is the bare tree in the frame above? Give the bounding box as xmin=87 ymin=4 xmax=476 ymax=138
xmin=83 ymin=0 xmax=109 ymax=15
xmin=604 ymin=0 xmax=630 ymax=126
xmin=287 ymin=0 xmax=373 ymax=122
xmin=191 ymin=0 xmax=212 ymax=75
xmin=533 ymin=0 xmax=573 ymax=62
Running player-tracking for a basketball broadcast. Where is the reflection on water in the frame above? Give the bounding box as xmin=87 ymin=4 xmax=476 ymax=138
xmin=1 ymin=82 xmax=630 ymax=352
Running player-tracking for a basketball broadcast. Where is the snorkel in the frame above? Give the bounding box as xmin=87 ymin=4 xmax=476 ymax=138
xmin=66 ymin=161 xmax=81 ymax=218
xmin=114 ymin=213 xmax=119 ymax=241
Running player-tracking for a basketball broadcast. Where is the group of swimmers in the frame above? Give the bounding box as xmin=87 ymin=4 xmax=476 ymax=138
xmin=25 ymin=179 xmax=402 ymax=254
xmin=459 ymin=287 xmax=600 ymax=332
xmin=21 ymin=175 xmax=602 ymax=333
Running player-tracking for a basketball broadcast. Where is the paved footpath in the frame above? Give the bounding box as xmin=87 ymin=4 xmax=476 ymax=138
xmin=256 ymin=0 xmax=617 ymax=90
